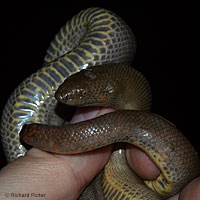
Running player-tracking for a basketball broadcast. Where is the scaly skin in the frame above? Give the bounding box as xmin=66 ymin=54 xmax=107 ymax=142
xmin=20 ymin=65 xmax=200 ymax=199
xmin=1 ymin=7 xmax=135 ymax=162
xmin=2 ymin=7 xmax=200 ymax=200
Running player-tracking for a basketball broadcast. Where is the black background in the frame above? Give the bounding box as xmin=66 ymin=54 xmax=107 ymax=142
xmin=1 ymin=1 xmax=199 ymax=168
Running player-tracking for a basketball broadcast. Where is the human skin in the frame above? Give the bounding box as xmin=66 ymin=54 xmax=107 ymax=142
xmin=0 ymin=107 xmax=199 ymax=200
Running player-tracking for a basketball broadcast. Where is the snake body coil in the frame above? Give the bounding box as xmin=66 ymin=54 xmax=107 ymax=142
xmin=1 ymin=7 xmax=135 ymax=162
xmin=20 ymin=65 xmax=200 ymax=199
xmin=1 ymin=7 xmax=200 ymax=200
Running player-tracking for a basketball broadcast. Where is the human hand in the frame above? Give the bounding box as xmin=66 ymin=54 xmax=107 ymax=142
xmin=0 ymin=107 xmax=199 ymax=200
xmin=126 ymin=145 xmax=200 ymax=200
xmin=1 ymin=147 xmax=199 ymax=200
xmin=0 ymin=146 xmax=112 ymax=200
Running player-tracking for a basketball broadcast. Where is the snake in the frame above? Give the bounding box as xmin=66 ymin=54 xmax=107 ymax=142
xmin=1 ymin=7 xmax=200 ymax=200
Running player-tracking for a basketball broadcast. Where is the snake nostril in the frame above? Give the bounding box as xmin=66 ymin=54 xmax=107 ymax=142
xmin=62 ymin=93 xmax=74 ymax=103
xmin=63 ymin=93 xmax=69 ymax=101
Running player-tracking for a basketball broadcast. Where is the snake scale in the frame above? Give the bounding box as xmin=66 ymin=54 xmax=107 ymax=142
xmin=1 ymin=7 xmax=200 ymax=199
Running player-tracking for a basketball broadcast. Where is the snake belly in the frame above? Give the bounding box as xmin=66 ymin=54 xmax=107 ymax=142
xmin=0 ymin=7 xmax=135 ymax=162
xmin=20 ymin=65 xmax=200 ymax=199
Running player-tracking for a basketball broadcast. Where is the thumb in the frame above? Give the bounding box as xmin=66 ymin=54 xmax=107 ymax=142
xmin=0 ymin=147 xmax=112 ymax=200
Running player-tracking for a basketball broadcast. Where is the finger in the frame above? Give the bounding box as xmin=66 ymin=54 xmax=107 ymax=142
xmin=0 ymin=146 xmax=112 ymax=200
xmin=73 ymin=107 xmax=161 ymax=181
xmin=126 ymin=144 xmax=160 ymax=180
xmin=179 ymin=177 xmax=200 ymax=200
xmin=167 ymin=194 xmax=179 ymax=200
xmin=70 ymin=106 xmax=115 ymax=123
xmin=0 ymin=106 xmax=114 ymax=200
xmin=126 ymin=145 xmax=200 ymax=200
xmin=166 ymin=177 xmax=200 ymax=200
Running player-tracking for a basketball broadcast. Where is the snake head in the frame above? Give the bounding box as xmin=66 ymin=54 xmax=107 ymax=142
xmin=55 ymin=66 xmax=116 ymax=107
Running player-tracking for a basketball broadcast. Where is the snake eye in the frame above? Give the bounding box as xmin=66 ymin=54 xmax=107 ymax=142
xmin=81 ymin=90 xmax=87 ymax=97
